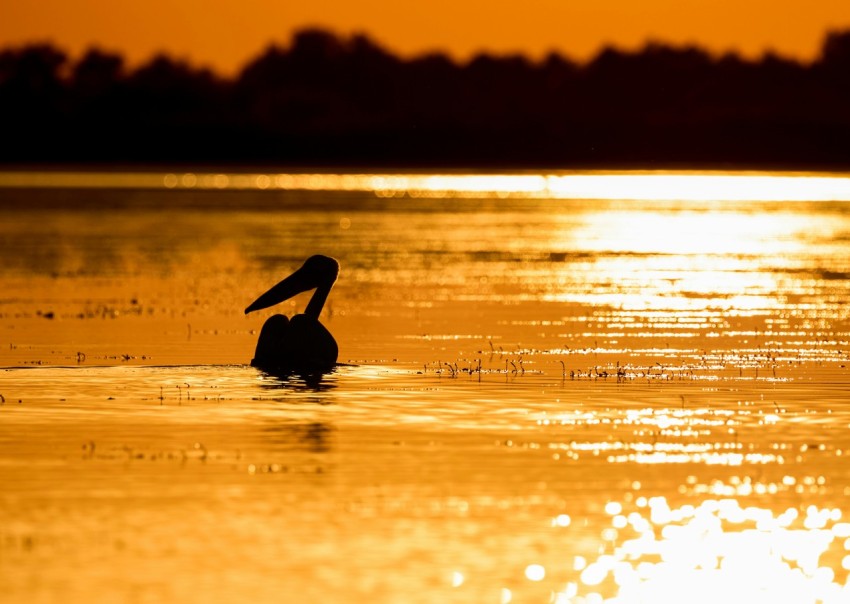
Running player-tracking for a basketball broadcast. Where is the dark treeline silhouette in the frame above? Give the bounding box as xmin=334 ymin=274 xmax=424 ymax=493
xmin=2 ymin=28 xmax=850 ymax=168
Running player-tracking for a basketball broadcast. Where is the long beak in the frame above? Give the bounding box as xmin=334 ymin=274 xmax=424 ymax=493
xmin=245 ymin=255 xmax=339 ymax=316
xmin=244 ymin=266 xmax=314 ymax=314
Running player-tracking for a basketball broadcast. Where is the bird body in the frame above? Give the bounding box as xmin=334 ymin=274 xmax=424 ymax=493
xmin=245 ymin=255 xmax=339 ymax=373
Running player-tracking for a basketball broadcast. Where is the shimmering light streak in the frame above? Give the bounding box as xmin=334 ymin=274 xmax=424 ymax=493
xmin=3 ymin=170 xmax=850 ymax=201
xmin=544 ymin=407 xmax=736 ymax=430
xmin=545 ymin=173 xmax=850 ymax=202
xmin=534 ymin=401 xmax=809 ymax=465
xmin=607 ymin=451 xmax=782 ymax=465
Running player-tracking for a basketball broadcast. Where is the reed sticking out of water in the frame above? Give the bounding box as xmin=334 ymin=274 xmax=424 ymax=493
xmin=176 ymin=383 xmax=193 ymax=404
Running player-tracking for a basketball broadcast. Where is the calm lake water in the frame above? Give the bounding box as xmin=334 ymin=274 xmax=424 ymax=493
xmin=2 ymin=170 xmax=850 ymax=603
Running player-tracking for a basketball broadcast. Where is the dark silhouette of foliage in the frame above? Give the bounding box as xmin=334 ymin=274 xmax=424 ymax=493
xmin=0 ymin=45 xmax=70 ymax=161
xmin=1 ymin=28 xmax=850 ymax=168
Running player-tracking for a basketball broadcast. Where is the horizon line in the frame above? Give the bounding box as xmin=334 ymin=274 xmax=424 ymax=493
xmin=3 ymin=169 xmax=850 ymax=202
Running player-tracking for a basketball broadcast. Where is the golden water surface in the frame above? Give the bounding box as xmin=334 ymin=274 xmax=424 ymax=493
xmin=2 ymin=171 xmax=850 ymax=603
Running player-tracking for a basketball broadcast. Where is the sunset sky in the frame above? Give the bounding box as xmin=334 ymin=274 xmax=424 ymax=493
xmin=3 ymin=0 xmax=850 ymax=74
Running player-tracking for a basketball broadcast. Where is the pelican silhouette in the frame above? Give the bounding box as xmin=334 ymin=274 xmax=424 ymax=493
xmin=245 ymin=255 xmax=339 ymax=373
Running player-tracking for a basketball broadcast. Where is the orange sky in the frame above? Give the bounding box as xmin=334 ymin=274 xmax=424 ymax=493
xmin=3 ymin=0 xmax=850 ymax=74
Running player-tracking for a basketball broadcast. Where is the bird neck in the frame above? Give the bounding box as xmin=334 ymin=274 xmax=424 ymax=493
xmin=304 ymin=281 xmax=334 ymax=320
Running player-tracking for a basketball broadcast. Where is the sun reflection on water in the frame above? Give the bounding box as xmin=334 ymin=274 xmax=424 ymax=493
xmin=3 ymin=170 xmax=850 ymax=201
xmin=163 ymin=171 xmax=850 ymax=202
xmin=548 ymin=495 xmax=850 ymax=603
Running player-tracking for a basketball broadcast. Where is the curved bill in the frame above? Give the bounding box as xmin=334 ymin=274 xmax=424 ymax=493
xmin=244 ymin=267 xmax=312 ymax=314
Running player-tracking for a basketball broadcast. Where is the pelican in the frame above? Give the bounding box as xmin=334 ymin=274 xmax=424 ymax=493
xmin=245 ymin=255 xmax=339 ymax=373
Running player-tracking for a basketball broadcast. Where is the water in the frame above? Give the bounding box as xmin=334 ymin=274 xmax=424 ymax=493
xmin=2 ymin=171 xmax=850 ymax=603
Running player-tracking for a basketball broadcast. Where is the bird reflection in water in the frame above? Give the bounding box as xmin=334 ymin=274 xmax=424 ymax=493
xmin=262 ymin=422 xmax=334 ymax=453
xmin=245 ymin=255 xmax=339 ymax=375
xmin=257 ymin=369 xmax=338 ymax=395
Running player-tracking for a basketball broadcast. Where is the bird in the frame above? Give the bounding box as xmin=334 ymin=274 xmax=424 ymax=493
xmin=245 ymin=255 xmax=339 ymax=373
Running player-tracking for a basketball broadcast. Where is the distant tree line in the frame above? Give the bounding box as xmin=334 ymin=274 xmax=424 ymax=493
xmin=1 ymin=28 xmax=850 ymax=168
